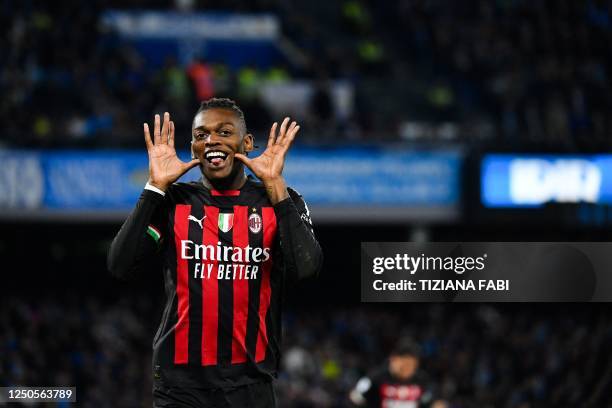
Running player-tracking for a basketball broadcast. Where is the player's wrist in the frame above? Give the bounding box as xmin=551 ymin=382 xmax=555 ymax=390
xmin=263 ymin=177 xmax=289 ymax=205
xmin=261 ymin=175 xmax=285 ymax=185
xmin=147 ymin=179 xmax=170 ymax=192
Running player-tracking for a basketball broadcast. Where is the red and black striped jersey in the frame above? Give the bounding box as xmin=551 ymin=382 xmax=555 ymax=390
xmin=352 ymin=366 xmax=436 ymax=408
xmin=108 ymin=177 xmax=322 ymax=389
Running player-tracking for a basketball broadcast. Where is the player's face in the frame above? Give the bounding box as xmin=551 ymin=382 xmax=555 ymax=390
xmin=389 ymin=355 xmax=419 ymax=381
xmin=191 ymin=108 xmax=253 ymax=182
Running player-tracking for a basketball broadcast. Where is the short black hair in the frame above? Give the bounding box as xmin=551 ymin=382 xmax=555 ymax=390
xmin=195 ymin=97 xmax=247 ymax=134
xmin=390 ymin=338 xmax=421 ymax=358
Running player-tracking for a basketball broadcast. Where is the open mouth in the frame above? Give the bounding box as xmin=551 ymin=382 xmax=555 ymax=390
xmin=205 ymin=150 xmax=229 ymax=166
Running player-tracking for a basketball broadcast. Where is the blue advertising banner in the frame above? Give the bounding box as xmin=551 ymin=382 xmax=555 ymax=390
xmin=0 ymin=148 xmax=461 ymax=221
xmin=282 ymin=147 xmax=460 ymax=206
xmin=101 ymin=11 xmax=282 ymax=68
xmin=482 ymin=154 xmax=612 ymax=207
xmin=101 ymin=11 xmax=279 ymax=40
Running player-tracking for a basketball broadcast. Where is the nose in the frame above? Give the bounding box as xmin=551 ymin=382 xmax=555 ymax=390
xmin=204 ymin=133 xmax=221 ymax=147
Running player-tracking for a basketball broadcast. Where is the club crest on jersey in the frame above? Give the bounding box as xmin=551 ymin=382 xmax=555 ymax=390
xmin=249 ymin=213 xmax=262 ymax=234
xmin=218 ymin=213 xmax=234 ymax=233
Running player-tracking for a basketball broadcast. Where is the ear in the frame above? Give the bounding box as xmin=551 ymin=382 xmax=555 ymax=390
xmin=190 ymin=141 xmax=195 ymax=159
xmin=243 ymin=133 xmax=254 ymax=154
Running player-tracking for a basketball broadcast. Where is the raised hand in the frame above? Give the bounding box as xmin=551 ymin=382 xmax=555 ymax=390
xmin=144 ymin=112 xmax=200 ymax=192
xmin=235 ymin=117 xmax=299 ymax=183
xmin=234 ymin=117 xmax=300 ymax=204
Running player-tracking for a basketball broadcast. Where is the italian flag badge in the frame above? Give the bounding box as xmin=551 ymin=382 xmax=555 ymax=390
xmin=146 ymin=225 xmax=162 ymax=244
xmin=218 ymin=213 xmax=234 ymax=233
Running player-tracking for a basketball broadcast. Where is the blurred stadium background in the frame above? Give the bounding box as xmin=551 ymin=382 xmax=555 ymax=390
xmin=1 ymin=0 xmax=612 ymax=406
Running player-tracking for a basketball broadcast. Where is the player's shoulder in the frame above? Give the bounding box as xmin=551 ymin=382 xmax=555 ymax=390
xmin=370 ymin=365 xmax=391 ymax=382
xmin=411 ymin=370 xmax=432 ymax=386
xmin=245 ymin=177 xmax=304 ymax=201
xmin=165 ymin=181 xmax=202 ymax=199
xmin=169 ymin=180 xmax=201 ymax=191
xmin=245 ymin=176 xmax=265 ymax=190
xmin=286 ymin=186 xmax=304 ymax=201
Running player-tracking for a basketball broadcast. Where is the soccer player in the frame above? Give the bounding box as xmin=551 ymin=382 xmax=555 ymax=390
xmin=349 ymin=339 xmax=446 ymax=408
xmin=107 ymin=98 xmax=323 ymax=407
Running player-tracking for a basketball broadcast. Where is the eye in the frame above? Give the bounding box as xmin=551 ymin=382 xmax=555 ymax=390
xmin=219 ymin=129 xmax=232 ymax=136
xmin=194 ymin=132 xmax=207 ymax=140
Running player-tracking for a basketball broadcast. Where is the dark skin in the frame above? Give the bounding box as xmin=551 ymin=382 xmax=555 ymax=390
xmin=144 ymin=109 xmax=300 ymax=204
xmin=191 ymin=108 xmax=254 ymax=190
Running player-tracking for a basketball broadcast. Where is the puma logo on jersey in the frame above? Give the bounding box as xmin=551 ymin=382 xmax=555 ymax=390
xmin=188 ymin=215 xmax=206 ymax=229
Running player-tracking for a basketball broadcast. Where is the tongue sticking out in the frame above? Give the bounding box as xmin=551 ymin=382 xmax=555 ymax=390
xmin=211 ymin=157 xmax=224 ymax=165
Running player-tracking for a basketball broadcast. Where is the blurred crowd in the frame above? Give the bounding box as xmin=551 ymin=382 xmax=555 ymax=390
xmin=2 ymin=293 xmax=610 ymax=407
xmin=0 ymin=294 xmax=153 ymax=407
xmin=278 ymin=304 xmax=612 ymax=407
xmin=371 ymin=0 xmax=612 ymax=149
xmin=1 ymin=0 xmax=612 ymax=149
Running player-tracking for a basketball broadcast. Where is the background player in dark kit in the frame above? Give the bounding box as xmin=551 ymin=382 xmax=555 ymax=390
xmin=107 ymin=98 xmax=323 ymax=407
xmin=349 ymin=339 xmax=447 ymax=408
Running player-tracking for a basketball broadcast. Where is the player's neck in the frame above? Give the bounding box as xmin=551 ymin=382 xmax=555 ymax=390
xmin=202 ymin=171 xmax=247 ymax=191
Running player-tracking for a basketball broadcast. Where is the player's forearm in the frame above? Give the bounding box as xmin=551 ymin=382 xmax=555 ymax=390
xmin=107 ymin=189 xmax=164 ymax=280
xmin=273 ymin=197 xmax=323 ymax=282
xmin=263 ymin=177 xmax=289 ymax=205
